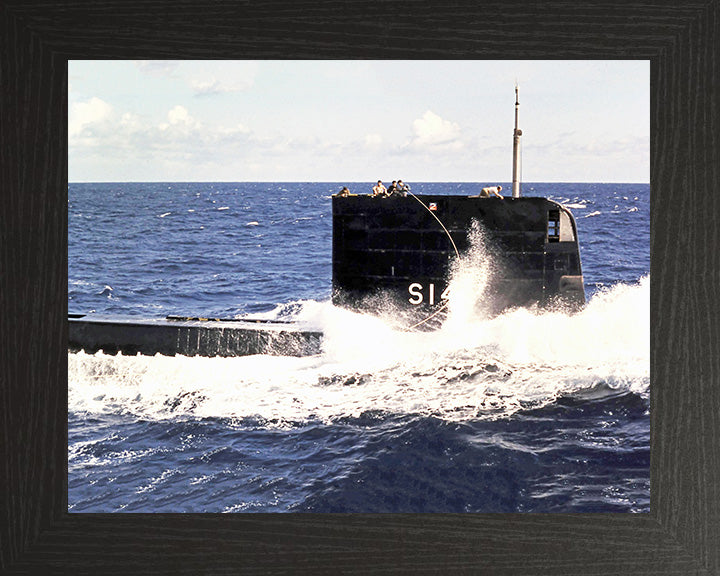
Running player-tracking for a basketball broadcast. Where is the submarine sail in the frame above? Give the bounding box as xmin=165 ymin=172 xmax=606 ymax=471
xmin=331 ymin=194 xmax=585 ymax=321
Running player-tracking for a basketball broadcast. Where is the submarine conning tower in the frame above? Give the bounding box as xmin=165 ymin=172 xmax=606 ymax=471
xmin=331 ymin=86 xmax=585 ymax=323
xmin=331 ymin=194 xmax=585 ymax=320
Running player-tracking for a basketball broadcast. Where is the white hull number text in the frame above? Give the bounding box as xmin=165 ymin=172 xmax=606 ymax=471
xmin=408 ymin=282 xmax=450 ymax=305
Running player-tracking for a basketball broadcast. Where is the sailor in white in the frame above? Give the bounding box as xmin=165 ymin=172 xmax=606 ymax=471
xmin=480 ymin=185 xmax=503 ymax=198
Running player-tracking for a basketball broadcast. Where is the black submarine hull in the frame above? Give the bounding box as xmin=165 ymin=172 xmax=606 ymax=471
xmin=332 ymin=194 xmax=584 ymax=322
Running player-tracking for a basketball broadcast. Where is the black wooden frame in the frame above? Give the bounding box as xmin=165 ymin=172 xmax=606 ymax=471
xmin=1 ymin=1 xmax=718 ymax=574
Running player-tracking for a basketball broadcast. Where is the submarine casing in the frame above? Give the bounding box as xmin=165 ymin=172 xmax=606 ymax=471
xmin=332 ymin=194 xmax=584 ymax=320
xmin=68 ymin=315 xmax=322 ymax=357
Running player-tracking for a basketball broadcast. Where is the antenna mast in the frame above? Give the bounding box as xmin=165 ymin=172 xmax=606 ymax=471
xmin=512 ymin=84 xmax=522 ymax=198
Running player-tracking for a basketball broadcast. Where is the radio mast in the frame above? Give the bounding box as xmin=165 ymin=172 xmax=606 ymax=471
xmin=512 ymin=84 xmax=522 ymax=198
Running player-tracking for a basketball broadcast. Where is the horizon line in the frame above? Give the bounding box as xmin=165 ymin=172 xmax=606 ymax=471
xmin=68 ymin=180 xmax=651 ymax=185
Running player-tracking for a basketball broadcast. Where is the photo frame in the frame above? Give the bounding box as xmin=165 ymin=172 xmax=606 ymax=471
xmin=2 ymin=1 xmax=718 ymax=573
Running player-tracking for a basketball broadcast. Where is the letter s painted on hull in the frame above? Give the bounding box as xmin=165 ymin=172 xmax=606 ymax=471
xmin=408 ymin=283 xmax=423 ymax=305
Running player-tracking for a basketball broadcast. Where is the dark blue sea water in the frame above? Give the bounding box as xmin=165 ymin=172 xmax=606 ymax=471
xmin=68 ymin=182 xmax=650 ymax=513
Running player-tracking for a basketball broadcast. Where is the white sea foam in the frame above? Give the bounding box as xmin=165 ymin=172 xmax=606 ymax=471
xmin=68 ymin=228 xmax=649 ymax=424
xmin=69 ymin=275 xmax=649 ymax=424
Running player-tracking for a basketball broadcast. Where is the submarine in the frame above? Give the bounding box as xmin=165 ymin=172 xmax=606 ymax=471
xmin=69 ymin=87 xmax=584 ymax=357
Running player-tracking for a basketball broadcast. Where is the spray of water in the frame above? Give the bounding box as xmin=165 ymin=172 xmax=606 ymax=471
xmin=443 ymin=222 xmax=498 ymax=326
xmin=69 ymin=231 xmax=649 ymax=424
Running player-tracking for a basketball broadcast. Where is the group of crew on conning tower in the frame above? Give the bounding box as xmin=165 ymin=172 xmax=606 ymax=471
xmin=335 ymin=181 xmax=505 ymax=198
xmin=371 ymin=179 xmax=411 ymax=197
xmin=335 ymin=180 xmax=410 ymax=198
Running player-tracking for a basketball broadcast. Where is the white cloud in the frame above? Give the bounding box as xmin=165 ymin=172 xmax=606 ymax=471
xmin=185 ymin=61 xmax=258 ymax=96
xmin=364 ymin=133 xmax=383 ymax=148
xmin=409 ymin=110 xmax=462 ymax=149
xmin=216 ymin=122 xmax=251 ymax=137
xmin=135 ymin=61 xmax=179 ymax=77
xmin=69 ymin=97 xmax=113 ymax=138
xmin=154 ymin=105 xmax=204 ymax=144
xmin=190 ymin=76 xmax=253 ymax=96
xmin=69 ymin=97 xmax=260 ymax=175
xmin=119 ymin=112 xmax=141 ymax=130
xmin=167 ymin=105 xmax=195 ymax=126
xmin=134 ymin=60 xmax=257 ymax=96
xmin=191 ymin=78 xmax=224 ymax=95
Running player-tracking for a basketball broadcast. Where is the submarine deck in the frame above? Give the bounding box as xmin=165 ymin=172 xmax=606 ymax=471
xmin=68 ymin=314 xmax=322 ymax=358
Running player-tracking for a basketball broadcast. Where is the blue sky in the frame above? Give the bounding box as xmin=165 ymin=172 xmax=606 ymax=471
xmin=69 ymin=60 xmax=649 ymax=183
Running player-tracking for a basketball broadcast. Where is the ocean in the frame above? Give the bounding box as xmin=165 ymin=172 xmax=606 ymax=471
xmin=68 ymin=181 xmax=650 ymax=513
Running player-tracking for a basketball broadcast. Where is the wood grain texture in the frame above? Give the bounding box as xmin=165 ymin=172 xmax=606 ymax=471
xmin=1 ymin=0 xmax=718 ymax=574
